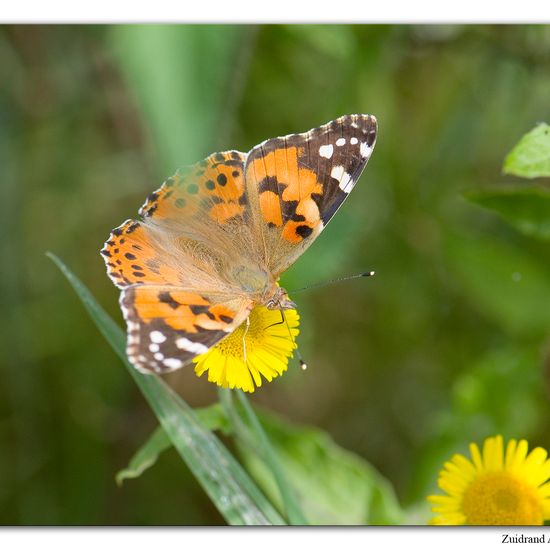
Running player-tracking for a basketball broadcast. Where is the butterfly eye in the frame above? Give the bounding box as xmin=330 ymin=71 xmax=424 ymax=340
xmin=265 ymin=288 xmax=296 ymax=311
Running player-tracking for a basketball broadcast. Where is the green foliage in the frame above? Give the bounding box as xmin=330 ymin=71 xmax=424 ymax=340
xmin=223 ymin=389 xmax=308 ymax=525
xmin=503 ymin=123 xmax=550 ymax=179
xmin=48 ymin=253 xmax=285 ymax=526
xmin=116 ymin=404 xmax=229 ymax=485
xmin=467 ymin=122 xmax=550 ymax=241
xmin=116 ymin=426 xmax=171 ymax=486
xmin=451 ymin=347 xmax=543 ymax=437
xmin=115 ymin=397 xmax=402 ymax=525
xmin=109 ymin=25 xmax=246 ymax=169
xmin=238 ymin=407 xmax=403 ymax=525
xmin=445 ymin=232 xmax=550 ymax=337
xmin=466 ymin=187 xmax=550 ymax=241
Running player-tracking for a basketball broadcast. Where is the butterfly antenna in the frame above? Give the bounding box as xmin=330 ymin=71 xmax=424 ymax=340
xmin=279 ymin=309 xmax=308 ymax=371
xmin=288 ymin=270 xmax=375 ymax=294
xmin=284 ymin=271 xmax=375 ymax=368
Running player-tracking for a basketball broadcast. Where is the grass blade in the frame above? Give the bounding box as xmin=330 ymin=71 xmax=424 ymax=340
xmin=116 ymin=403 xmax=230 ymax=486
xmin=47 ymin=252 xmax=285 ymax=526
xmin=220 ymin=388 xmax=308 ymax=525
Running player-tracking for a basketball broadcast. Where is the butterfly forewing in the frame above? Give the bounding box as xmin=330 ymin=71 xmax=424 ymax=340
xmin=244 ymin=114 xmax=377 ymax=276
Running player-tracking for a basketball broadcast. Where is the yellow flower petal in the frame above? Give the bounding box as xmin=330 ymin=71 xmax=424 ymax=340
xmin=193 ymin=304 xmax=299 ymax=393
xmin=428 ymin=435 xmax=550 ymax=525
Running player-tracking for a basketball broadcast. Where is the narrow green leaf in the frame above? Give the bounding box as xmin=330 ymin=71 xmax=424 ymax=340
xmin=116 ymin=426 xmax=169 ymax=486
xmin=503 ymin=123 xmax=550 ymax=178
xmin=116 ymin=403 xmax=230 ymax=486
xmin=47 ymin=253 xmax=285 ymax=526
xmin=232 ymin=389 xmax=308 ymax=525
xmin=465 ymin=186 xmax=550 ymax=240
xmin=237 ymin=407 xmax=403 ymax=525
xmin=109 ymin=25 xmax=245 ymax=169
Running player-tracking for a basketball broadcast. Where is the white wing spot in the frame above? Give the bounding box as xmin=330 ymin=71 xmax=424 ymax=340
xmin=330 ymin=166 xmax=354 ymax=192
xmin=149 ymin=343 xmax=160 ymax=353
xmin=331 ymin=165 xmax=344 ymax=180
xmin=360 ymin=142 xmax=372 ymax=158
xmin=336 ymin=138 xmax=346 ymax=146
xmin=176 ymin=337 xmax=209 ymax=354
xmin=350 ymin=137 xmax=358 ymax=145
xmin=319 ymin=144 xmax=333 ymax=159
xmin=163 ymin=358 xmax=183 ymax=369
xmin=154 ymin=352 xmax=164 ymax=361
xmin=150 ymin=331 xmax=166 ymax=343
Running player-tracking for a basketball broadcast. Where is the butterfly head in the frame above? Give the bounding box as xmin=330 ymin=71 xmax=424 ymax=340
xmin=265 ymin=285 xmax=296 ymax=311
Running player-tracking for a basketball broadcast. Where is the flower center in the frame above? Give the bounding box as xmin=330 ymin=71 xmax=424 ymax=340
xmin=215 ymin=308 xmax=267 ymax=359
xmin=462 ymin=472 xmax=543 ymax=525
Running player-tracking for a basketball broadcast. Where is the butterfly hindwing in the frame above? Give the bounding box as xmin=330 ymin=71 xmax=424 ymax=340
xmin=120 ymin=285 xmax=253 ymax=373
xmin=244 ymin=114 xmax=377 ymax=276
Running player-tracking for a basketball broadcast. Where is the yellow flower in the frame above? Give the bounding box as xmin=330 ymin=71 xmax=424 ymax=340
xmin=193 ymin=305 xmax=299 ymax=393
xmin=428 ymin=435 xmax=550 ymax=525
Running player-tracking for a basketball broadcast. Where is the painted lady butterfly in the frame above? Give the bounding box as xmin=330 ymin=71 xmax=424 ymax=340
xmin=101 ymin=114 xmax=377 ymax=374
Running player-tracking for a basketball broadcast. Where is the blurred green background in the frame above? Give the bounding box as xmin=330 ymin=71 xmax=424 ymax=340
xmin=2 ymin=24 xmax=550 ymax=525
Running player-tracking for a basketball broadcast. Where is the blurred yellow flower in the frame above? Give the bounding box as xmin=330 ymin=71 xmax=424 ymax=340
xmin=193 ymin=305 xmax=299 ymax=393
xmin=428 ymin=435 xmax=550 ymax=525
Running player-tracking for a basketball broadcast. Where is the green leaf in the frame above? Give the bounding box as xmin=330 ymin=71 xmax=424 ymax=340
xmin=444 ymin=234 xmax=550 ymax=336
xmin=465 ymin=186 xmax=550 ymax=240
xmin=223 ymin=389 xmax=309 ymax=525
xmin=503 ymin=123 xmax=550 ymax=178
xmin=116 ymin=403 xmax=229 ymax=486
xmin=109 ymin=25 xmax=246 ymax=169
xmin=47 ymin=253 xmax=285 ymax=526
xmin=237 ymin=408 xmax=403 ymax=525
xmin=116 ymin=426 xmax=169 ymax=486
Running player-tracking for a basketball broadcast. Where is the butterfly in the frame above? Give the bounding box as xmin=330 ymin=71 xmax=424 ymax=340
xmin=101 ymin=114 xmax=377 ymax=374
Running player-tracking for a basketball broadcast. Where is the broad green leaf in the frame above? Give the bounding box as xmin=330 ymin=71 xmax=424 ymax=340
xmin=47 ymin=253 xmax=285 ymax=526
xmin=465 ymin=186 xmax=550 ymax=240
xmin=444 ymin=234 xmax=550 ymax=336
xmin=503 ymin=123 xmax=550 ymax=178
xmin=237 ymin=408 xmax=403 ymax=525
xmin=116 ymin=403 xmax=229 ymax=486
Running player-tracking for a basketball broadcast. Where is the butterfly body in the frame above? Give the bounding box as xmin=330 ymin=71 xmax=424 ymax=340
xmin=102 ymin=114 xmax=377 ymax=374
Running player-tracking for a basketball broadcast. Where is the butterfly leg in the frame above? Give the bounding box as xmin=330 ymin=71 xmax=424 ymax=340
xmin=266 ymin=310 xmax=286 ymax=328
xmin=272 ymin=310 xmax=307 ymax=370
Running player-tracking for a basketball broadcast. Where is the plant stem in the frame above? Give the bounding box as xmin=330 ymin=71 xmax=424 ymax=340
xmin=234 ymin=390 xmax=309 ymax=526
